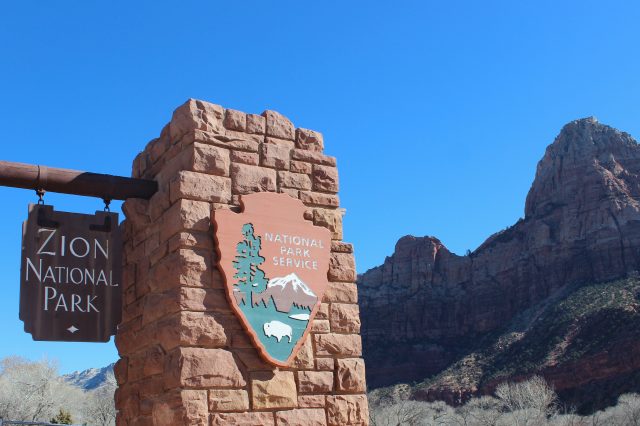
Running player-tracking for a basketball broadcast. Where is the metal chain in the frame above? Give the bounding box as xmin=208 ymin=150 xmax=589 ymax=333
xmin=103 ymin=198 xmax=111 ymax=212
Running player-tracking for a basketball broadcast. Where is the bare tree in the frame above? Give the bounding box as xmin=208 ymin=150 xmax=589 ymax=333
xmin=0 ymin=356 xmax=84 ymax=422
xmin=495 ymin=376 xmax=558 ymax=425
xmin=82 ymin=370 xmax=116 ymax=426
xmin=618 ymin=393 xmax=640 ymax=426
xmin=465 ymin=396 xmax=503 ymax=426
xmin=370 ymin=399 xmax=432 ymax=426
xmin=368 ymin=379 xmax=640 ymax=426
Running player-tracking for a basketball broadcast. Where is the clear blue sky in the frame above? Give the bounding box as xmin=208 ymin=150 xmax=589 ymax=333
xmin=0 ymin=1 xmax=638 ymax=374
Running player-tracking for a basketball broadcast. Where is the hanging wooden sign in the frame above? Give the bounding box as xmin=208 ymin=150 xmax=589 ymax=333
xmin=214 ymin=192 xmax=331 ymax=366
xmin=19 ymin=204 xmax=122 ymax=342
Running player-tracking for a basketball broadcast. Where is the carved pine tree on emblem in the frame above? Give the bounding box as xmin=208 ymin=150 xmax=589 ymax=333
xmin=232 ymin=223 xmax=267 ymax=306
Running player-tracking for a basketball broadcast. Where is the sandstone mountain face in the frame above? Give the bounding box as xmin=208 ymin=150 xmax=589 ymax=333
xmin=359 ymin=118 xmax=640 ymax=411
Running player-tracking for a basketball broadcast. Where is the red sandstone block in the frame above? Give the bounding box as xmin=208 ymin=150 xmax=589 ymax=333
xmin=143 ymin=233 xmax=160 ymax=257
xmin=122 ymin=298 xmax=143 ymax=324
xmin=291 ymin=338 xmax=315 ymax=369
xmin=115 ymin=383 xmax=140 ymax=420
xmin=316 ymin=302 xmax=330 ymax=319
xmin=167 ymin=231 xmax=214 ymax=253
xmin=298 ymin=370 xmax=334 ymax=393
xmin=312 ymin=319 xmax=330 ymax=333
xmin=142 ymin=289 xmax=180 ymax=325
xmin=300 ymin=191 xmax=340 ymax=208
xmin=132 ymin=152 xmax=144 ymax=179
xmin=143 ymin=345 xmax=165 ymax=377
xmin=148 ymin=188 xmax=171 ymax=222
xmin=291 ymin=149 xmax=337 ymax=166
xmin=114 ymin=319 xmax=142 ymax=355
xmin=275 ymin=408 xmax=327 ymax=426
xmin=211 ymin=412 xmax=275 ymax=426
xmin=279 ymin=188 xmax=300 ymax=199
xmin=326 ymin=395 xmax=369 ymax=426
xmin=263 ymin=110 xmax=295 ymax=140
xmin=246 ymin=113 xmax=266 ymax=134
xmin=150 ymin=389 xmax=209 ymax=426
xmin=231 ymin=150 xmax=259 ymax=166
xmin=251 ymin=371 xmax=298 ymax=410
xmin=324 ymin=282 xmax=358 ymax=304
xmin=331 ymin=241 xmax=353 ymax=253
xmin=235 ymin=348 xmax=273 ymax=371
xmin=141 ymin=287 xmax=229 ymax=326
xmin=295 ymin=128 xmax=324 ymax=152
xmin=230 ymin=163 xmax=277 ymax=194
xmin=278 ymin=171 xmax=312 ymax=190
xmin=114 ymin=358 xmax=128 ymax=385
xmin=161 ymin=200 xmax=211 ymax=235
xmin=134 ymin=280 xmax=150 ymax=302
xmin=122 ymin=263 xmax=136 ymax=288
xmin=316 ymin=358 xmax=335 ymax=371
xmin=164 ymin=347 xmax=245 ymax=389
xmin=178 ymin=287 xmax=231 ymax=313
xmin=330 ymin=303 xmax=361 ymax=334
xmin=265 ymin=136 xmax=296 ymax=149
xmin=127 ymin=348 xmax=159 ymax=383
xmin=151 ymin=244 xmax=169 ymax=268
xmin=336 ymin=358 xmax=367 ymax=393
xmin=156 ymin=311 xmax=228 ymax=351
xmin=169 ymin=170 xmax=231 ymax=204
xmin=261 ymin=142 xmax=292 ymax=170
xmin=313 ymin=209 xmax=343 ymax=240
xmin=137 ymin=375 xmax=166 ymax=400
xmin=314 ymin=333 xmax=362 ymax=357
xmin=312 ymin=165 xmax=339 ymax=193
xmin=182 ymin=129 xmax=261 ymax=152
xmin=298 ymin=395 xmax=326 ymax=408
xmin=115 ymin=317 xmax=157 ymax=356
xmin=147 ymin=248 xmax=213 ymax=291
xmin=231 ymin=330 xmax=255 ymax=349
xmin=169 ymin=99 xmax=223 ymax=141
xmin=224 ymin=109 xmax=247 ymax=131
xmin=152 ymin=144 xmax=183 ymax=182
xmin=122 ymin=199 xmax=150 ymax=228
xmin=191 ymin=143 xmax=230 ymax=176
xmin=208 ymin=389 xmax=250 ymax=412
xmin=329 ymin=252 xmax=357 ymax=282
xmin=304 ymin=208 xmax=313 ymax=221
xmin=149 ymin=136 xmax=171 ymax=165
xmin=291 ymin=160 xmax=312 ymax=174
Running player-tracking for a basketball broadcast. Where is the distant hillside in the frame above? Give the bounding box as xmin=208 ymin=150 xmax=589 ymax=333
xmin=410 ymin=276 xmax=640 ymax=413
xmin=63 ymin=363 xmax=115 ymax=391
xmin=359 ymin=118 xmax=640 ymax=412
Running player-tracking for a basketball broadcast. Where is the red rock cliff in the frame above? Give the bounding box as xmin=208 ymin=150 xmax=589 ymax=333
xmin=359 ymin=117 xmax=640 ymax=394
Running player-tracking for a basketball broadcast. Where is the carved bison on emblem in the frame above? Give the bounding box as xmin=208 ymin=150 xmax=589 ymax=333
xmin=263 ymin=320 xmax=292 ymax=343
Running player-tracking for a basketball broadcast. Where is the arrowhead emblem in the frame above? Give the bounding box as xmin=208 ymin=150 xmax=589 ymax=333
xmin=214 ymin=193 xmax=331 ymax=366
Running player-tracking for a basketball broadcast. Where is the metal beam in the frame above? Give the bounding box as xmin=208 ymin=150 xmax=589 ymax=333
xmin=0 ymin=160 xmax=157 ymax=200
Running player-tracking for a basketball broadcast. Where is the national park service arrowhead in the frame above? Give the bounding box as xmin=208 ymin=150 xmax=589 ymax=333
xmin=213 ymin=192 xmax=331 ymax=366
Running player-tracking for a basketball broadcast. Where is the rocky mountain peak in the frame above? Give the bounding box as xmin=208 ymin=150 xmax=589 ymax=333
xmin=359 ymin=118 xmax=640 ymax=400
xmin=393 ymin=235 xmax=448 ymax=259
xmin=525 ymin=117 xmax=640 ymax=219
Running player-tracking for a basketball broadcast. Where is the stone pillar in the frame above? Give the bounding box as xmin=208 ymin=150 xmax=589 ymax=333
xmin=114 ymin=99 xmax=369 ymax=425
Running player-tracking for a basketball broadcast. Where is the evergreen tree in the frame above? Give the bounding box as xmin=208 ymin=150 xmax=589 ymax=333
xmin=233 ymin=223 xmax=268 ymax=292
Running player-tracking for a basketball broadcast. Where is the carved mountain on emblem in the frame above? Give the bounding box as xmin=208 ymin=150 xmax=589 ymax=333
xmin=253 ymin=273 xmax=317 ymax=313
